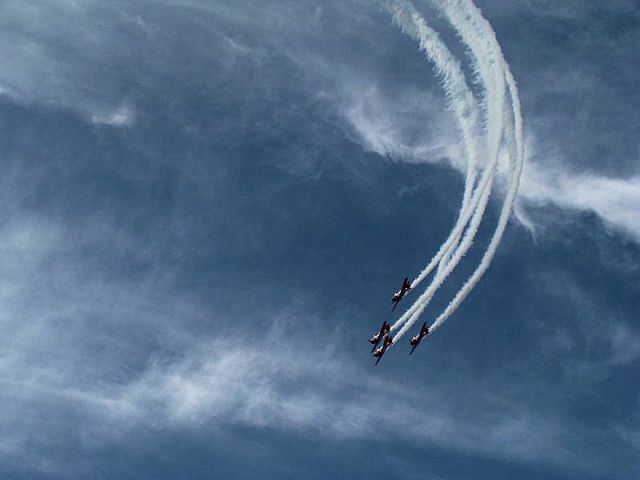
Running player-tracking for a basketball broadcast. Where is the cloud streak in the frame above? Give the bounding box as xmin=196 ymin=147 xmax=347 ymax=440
xmin=519 ymin=159 xmax=640 ymax=240
xmin=343 ymin=75 xmax=640 ymax=243
xmin=4 ymin=320 xmax=630 ymax=477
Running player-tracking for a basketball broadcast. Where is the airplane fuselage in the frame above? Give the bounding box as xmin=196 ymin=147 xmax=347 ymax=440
xmin=373 ymin=335 xmax=394 ymax=365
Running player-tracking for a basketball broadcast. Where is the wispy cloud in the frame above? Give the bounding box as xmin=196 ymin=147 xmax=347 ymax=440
xmin=0 ymin=0 xmax=138 ymax=125
xmin=341 ymin=82 xmax=460 ymax=167
xmin=517 ymin=138 xmax=640 ymax=241
xmin=1 ymin=294 xmax=635 ymax=477
xmin=90 ymin=104 xmax=136 ymax=127
xmin=340 ymin=82 xmax=640 ymax=242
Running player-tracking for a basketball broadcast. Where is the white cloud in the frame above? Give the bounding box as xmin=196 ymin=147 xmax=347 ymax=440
xmin=52 ymin=330 xmax=567 ymax=462
xmin=36 ymin=324 xmax=615 ymax=478
xmin=518 ymin=149 xmax=640 ymax=241
xmin=0 ymin=155 xmax=633 ymax=479
xmin=341 ymin=82 xmax=463 ymax=168
xmin=0 ymin=274 xmax=617 ymax=477
xmin=90 ymin=104 xmax=136 ymax=127
xmin=340 ymin=83 xmax=640 ymax=242
xmin=0 ymin=0 xmax=138 ymax=126
xmin=0 ymin=310 xmax=622 ymax=476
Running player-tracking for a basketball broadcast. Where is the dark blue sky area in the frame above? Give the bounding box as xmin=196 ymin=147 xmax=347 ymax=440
xmin=0 ymin=1 xmax=638 ymax=479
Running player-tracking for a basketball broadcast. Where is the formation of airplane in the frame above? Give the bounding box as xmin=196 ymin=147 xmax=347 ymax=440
xmin=368 ymin=277 xmax=430 ymax=365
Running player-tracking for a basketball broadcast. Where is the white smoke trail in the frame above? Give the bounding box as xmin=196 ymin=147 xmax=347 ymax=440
xmin=427 ymin=0 xmax=524 ymax=333
xmin=433 ymin=0 xmax=507 ymax=231
xmin=432 ymin=0 xmax=508 ymax=279
xmin=383 ymin=0 xmax=506 ymax=336
xmin=381 ymin=0 xmax=505 ymax=301
xmin=404 ymin=0 xmax=523 ymax=338
xmin=381 ymin=0 xmax=481 ymax=282
xmin=435 ymin=0 xmax=501 ymax=279
xmin=388 ymin=0 xmax=523 ymax=341
xmin=431 ymin=56 xmax=524 ymax=332
xmin=392 ymin=164 xmax=496 ymax=339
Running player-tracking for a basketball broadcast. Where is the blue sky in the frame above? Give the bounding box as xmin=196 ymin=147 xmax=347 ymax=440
xmin=0 ymin=0 xmax=639 ymax=479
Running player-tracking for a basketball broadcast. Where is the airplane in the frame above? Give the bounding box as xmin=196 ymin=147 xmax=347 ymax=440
xmin=369 ymin=320 xmax=391 ymax=352
xmin=373 ymin=335 xmax=393 ymax=366
xmin=409 ymin=322 xmax=430 ymax=355
xmin=391 ymin=277 xmax=412 ymax=311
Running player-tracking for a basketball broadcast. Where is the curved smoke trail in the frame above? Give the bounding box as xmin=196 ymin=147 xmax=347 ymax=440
xmin=431 ymin=38 xmax=524 ymax=332
xmin=379 ymin=0 xmax=523 ymax=342
xmin=428 ymin=0 xmax=524 ymax=335
xmin=380 ymin=0 xmax=504 ymax=309
xmin=380 ymin=0 xmax=481 ymax=285
xmin=381 ymin=0 xmax=481 ymax=280
xmin=381 ymin=0 xmax=503 ymax=335
xmin=393 ymin=0 xmax=508 ymax=340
